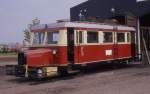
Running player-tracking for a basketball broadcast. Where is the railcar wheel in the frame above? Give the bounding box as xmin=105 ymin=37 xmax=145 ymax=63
xmin=58 ymin=66 xmax=68 ymax=76
xmin=80 ymin=65 xmax=88 ymax=73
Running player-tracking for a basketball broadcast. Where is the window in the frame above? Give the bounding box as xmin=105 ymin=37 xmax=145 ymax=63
xmin=79 ymin=31 xmax=83 ymax=43
xmin=131 ymin=32 xmax=135 ymax=43
xmin=127 ymin=33 xmax=131 ymax=42
xmin=103 ymin=32 xmax=113 ymax=43
xmin=33 ymin=32 xmax=45 ymax=44
xmin=47 ymin=31 xmax=59 ymax=44
xmin=117 ymin=32 xmax=125 ymax=42
xmin=87 ymin=31 xmax=98 ymax=43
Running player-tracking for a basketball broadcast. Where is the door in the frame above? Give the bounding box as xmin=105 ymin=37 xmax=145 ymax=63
xmin=67 ymin=28 xmax=74 ymax=64
xmin=115 ymin=32 xmax=126 ymax=59
xmin=76 ymin=31 xmax=84 ymax=63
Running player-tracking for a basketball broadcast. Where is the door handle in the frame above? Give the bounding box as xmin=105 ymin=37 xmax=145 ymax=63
xmin=81 ymin=47 xmax=84 ymax=56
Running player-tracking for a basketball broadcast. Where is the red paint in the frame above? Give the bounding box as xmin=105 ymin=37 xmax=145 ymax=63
xmin=75 ymin=28 xmax=133 ymax=32
xmin=28 ymin=46 xmax=68 ymax=67
xmin=32 ymin=27 xmax=66 ymax=32
xmin=25 ymin=49 xmax=53 ymax=67
xmin=29 ymin=25 xmax=136 ymax=68
xmin=32 ymin=27 xmax=134 ymax=32
xmin=74 ymin=44 xmax=133 ymax=64
xmin=26 ymin=43 xmax=135 ymax=67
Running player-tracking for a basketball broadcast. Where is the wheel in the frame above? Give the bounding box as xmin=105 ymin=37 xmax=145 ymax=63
xmin=58 ymin=66 xmax=68 ymax=76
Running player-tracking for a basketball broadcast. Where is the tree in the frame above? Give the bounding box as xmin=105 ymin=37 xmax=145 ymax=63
xmin=23 ymin=18 xmax=40 ymax=45
xmin=24 ymin=29 xmax=31 ymax=44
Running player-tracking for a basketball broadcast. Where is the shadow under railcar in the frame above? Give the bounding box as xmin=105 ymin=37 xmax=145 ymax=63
xmin=4 ymin=63 xmax=137 ymax=85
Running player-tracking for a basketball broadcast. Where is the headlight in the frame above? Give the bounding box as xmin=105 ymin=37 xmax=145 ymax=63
xmin=37 ymin=69 xmax=43 ymax=78
xmin=37 ymin=69 xmax=42 ymax=74
xmin=52 ymin=50 xmax=57 ymax=54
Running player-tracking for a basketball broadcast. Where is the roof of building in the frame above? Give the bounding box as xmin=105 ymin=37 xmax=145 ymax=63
xmin=70 ymin=0 xmax=150 ymax=21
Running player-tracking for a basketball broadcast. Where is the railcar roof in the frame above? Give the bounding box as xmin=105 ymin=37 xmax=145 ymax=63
xmin=31 ymin=22 xmax=136 ymax=31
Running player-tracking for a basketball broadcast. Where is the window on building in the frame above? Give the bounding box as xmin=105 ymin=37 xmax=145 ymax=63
xmin=87 ymin=31 xmax=98 ymax=43
xmin=117 ymin=32 xmax=125 ymax=42
xmin=47 ymin=31 xmax=59 ymax=44
xmin=103 ymin=32 xmax=113 ymax=43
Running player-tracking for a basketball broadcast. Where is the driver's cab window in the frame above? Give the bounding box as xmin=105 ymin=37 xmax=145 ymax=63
xmin=32 ymin=31 xmax=59 ymax=45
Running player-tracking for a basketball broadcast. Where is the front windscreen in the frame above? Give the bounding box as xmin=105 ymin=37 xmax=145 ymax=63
xmin=33 ymin=32 xmax=45 ymax=44
xmin=32 ymin=31 xmax=59 ymax=45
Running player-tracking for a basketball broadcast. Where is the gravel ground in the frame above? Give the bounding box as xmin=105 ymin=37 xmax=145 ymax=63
xmin=0 ymin=64 xmax=150 ymax=94
xmin=0 ymin=61 xmax=17 ymax=66
xmin=0 ymin=56 xmax=17 ymax=63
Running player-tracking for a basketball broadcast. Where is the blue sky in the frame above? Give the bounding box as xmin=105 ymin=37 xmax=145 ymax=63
xmin=0 ymin=0 xmax=87 ymax=43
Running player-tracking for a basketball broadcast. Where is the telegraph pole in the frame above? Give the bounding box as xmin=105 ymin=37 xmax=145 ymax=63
xmin=137 ymin=17 xmax=141 ymax=60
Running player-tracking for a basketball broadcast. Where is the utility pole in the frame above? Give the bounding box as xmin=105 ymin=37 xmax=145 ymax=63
xmin=137 ymin=17 xmax=141 ymax=60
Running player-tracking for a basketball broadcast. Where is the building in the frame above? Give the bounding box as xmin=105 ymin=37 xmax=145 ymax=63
xmin=70 ymin=0 xmax=150 ymax=26
xmin=70 ymin=0 xmax=150 ymax=62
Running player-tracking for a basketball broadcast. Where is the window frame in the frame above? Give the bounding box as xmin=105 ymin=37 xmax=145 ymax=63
xmin=116 ymin=32 xmax=126 ymax=43
xmin=87 ymin=31 xmax=99 ymax=44
xmin=126 ymin=32 xmax=131 ymax=43
xmin=78 ymin=31 xmax=84 ymax=44
xmin=46 ymin=31 xmax=59 ymax=44
xmin=103 ymin=32 xmax=114 ymax=43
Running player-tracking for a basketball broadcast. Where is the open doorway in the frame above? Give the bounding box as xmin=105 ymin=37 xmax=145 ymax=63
xmin=140 ymin=13 xmax=150 ymax=64
xmin=67 ymin=28 xmax=75 ymax=64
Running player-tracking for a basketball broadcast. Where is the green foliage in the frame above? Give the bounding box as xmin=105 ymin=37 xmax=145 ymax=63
xmin=24 ymin=29 xmax=31 ymax=43
xmin=23 ymin=18 xmax=40 ymax=44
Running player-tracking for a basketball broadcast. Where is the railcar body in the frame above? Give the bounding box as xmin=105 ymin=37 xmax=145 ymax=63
xmin=7 ymin=22 xmax=137 ymax=78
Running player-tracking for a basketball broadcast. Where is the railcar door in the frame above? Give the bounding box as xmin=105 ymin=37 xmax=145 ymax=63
xmin=131 ymin=32 xmax=136 ymax=57
xmin=115 ymin=32 xmax=126 ymax=59
xmin=76 ymin=31 xmax=84 ymax=64
xmin=67 ymin=28 xmax=74 ymax=64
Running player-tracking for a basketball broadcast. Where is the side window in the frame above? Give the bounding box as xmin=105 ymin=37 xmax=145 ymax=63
xmin=131 ymin=32 xmax=135 ymax=43
xmin=76 ymin=31 xmax=84 ymax=44
xmin=117 ymin=32 xmax=125 ymax=42
xmin=103 ymin=32 xmax=113 ymax=43
xmin=47 ymin=31 xmax=59 ymax=44
xmin=87 ymin=31 xmax=98 ymax=43
xmin=79 ymin=31 xmax=83 ymax=43
xmin=127 ymin=32 xmax=131 ymax=42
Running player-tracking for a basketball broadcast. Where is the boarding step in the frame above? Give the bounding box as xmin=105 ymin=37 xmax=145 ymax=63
xmin=67 ymin=69 xmax=80 ymax=74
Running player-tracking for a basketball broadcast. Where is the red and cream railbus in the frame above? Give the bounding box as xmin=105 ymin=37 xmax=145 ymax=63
xmin=9 ymin=22 xmax=136 ymax=78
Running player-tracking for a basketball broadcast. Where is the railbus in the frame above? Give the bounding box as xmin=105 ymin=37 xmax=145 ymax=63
xmin=7 ymin=21 xmax=137 ymax=78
